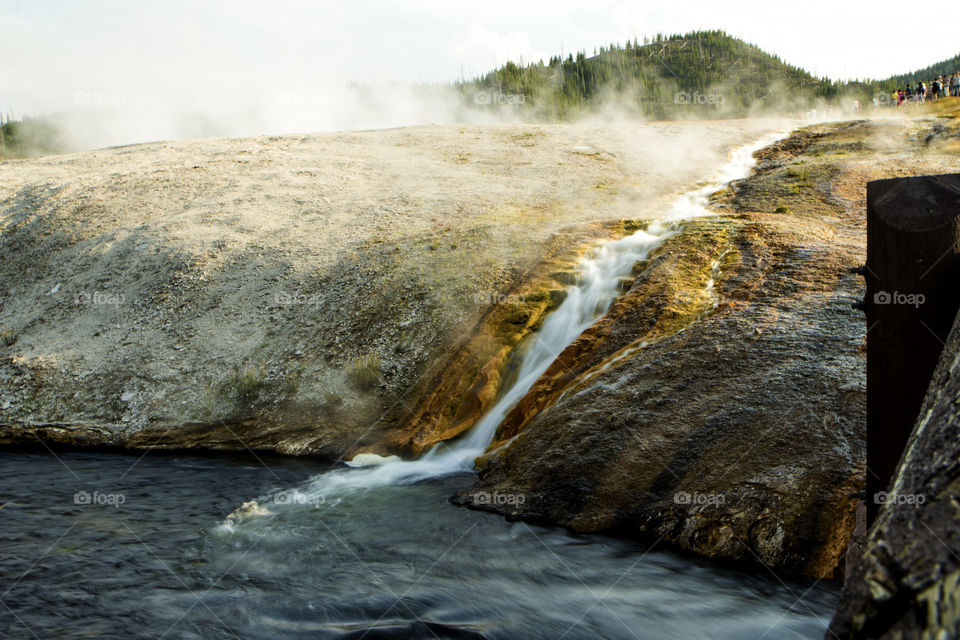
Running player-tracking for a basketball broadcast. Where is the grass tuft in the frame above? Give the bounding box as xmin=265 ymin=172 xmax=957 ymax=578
xmin=225 ymin=363 xmax=271 ymax=410
xmin=348 ymin=352 xmax=381 ymax=390
xmin=1 ymin=327 xmax=17 ymax=346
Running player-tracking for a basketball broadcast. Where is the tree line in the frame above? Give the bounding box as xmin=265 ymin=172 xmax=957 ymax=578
xmin=2 ymin=31 xmax=955 ymax=158
xmin=460 ymin=30 xmax=917 ymax=118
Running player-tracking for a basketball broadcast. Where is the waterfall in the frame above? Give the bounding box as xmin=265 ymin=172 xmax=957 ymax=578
xmin=226 ymin=131 xmax=786 ymax=516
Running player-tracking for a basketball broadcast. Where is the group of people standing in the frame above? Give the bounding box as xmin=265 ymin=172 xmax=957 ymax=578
xmin=892 ymin=73 xmax=960 ymax=106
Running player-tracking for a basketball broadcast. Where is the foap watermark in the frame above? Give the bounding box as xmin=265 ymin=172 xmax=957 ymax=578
xmin=674 ymin=291 xmax=701 ymax=306
xmin=874 ymin=92 xmax=894 ymax=106
xmin=473 ymin=292 xmax=526 ymax=305
xmin=74 ymin=490 xmax=126 ymax=508
xmin=268 ymin=490 xmax=325 ymax=508
xmin=274 ymin=291 xmax=322 ymax=307
xmin=674 ymin=91 xmax=725 ymax=106
xmin=74 ymin=291 xmax=125 ymax=306
xmin=874 ymin=291 xmax=925 ymax=308
xmin=474 ymin=91 xmax=526 ymax=106
xmin=874 ymin=491 xmax=926 ymax=506
xmin=674 ymin=491 xmax=725 ymax=506
xmin=471 ymin=490 xmax=526 ymax=506
xmin=73 ymin=91 xmax=126 ymax=108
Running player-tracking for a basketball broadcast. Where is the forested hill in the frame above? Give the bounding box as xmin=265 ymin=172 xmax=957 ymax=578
xmin=3 ymin=31 xmax=956 ymax=159
xmin=883 ymin=53 xmax=960 ymax=88
xmin=0 ymin=114 xmax=64 ymax=159
xmin=461 ymin=30 xmax=871 ymax=119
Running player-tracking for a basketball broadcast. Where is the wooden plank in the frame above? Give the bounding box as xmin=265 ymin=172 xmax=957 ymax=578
xmin=864 ymin=173 xmax=960 ymax=524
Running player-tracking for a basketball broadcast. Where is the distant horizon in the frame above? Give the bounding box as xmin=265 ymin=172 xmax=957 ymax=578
xmin=3 ymin=0 xmax=958 ymax=119
xmin=3 ymin=30 xmax=955 ymax=124
xmin=2 ymin=1 xmax=958 ymax=151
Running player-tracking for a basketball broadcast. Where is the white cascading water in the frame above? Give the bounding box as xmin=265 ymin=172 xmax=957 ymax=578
xmin=226 ymin=131 xmax=786 ymax=517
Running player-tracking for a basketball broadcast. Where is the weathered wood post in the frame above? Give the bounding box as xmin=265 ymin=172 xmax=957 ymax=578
xmin=863 ymin=173 xmax=960 ymax=525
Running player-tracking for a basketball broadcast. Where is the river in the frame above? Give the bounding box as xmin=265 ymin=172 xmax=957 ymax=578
xmin=0 ymin=451 xmax=837 ymax=639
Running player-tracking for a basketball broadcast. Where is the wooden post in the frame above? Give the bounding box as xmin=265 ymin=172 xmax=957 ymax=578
xmin=864 ymin=173 xmax=960 ymax=525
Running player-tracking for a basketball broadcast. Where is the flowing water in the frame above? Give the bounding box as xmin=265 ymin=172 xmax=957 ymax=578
xmin=0 ymin=133 xmax=842 ymax=639
xmin=0 ymin=452 xmax=837 ymax=640
xmin=241 ymin=131 xmax=788 ymax=504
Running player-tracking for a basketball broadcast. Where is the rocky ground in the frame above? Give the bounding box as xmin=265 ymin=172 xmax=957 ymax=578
xmin=3 ymin=110 xmax=960 ymax=586
xmin=452 ymin=116 xmax=960 ymax=580
xmin=0 ymin=120 xmax=780 ymax=455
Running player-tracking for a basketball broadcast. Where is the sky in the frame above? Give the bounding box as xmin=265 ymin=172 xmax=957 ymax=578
xmin=1 ymin=0 xmax=958 ymax=141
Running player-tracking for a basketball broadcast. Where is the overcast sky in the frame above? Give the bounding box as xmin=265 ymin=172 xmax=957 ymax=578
xmin=2 ymin=0 xmax=958 ymax=137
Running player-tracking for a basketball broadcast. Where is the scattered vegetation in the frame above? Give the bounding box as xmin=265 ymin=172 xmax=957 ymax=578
xmin=224 ymin=363 xmax=272 ymax=411
xmin=348 ymin=352 xmax=382 ymax=390
xmin=198 ymin=361 xmax=299 ymax=420
xmin=321 ymin=388 xmax=343 ymax=409
xmin=787 ymin=166 xmax=811 ymax=182
xmin=1 ymin=327 xmax=17 ymax=346
xmin=0 ymin=114 xmax=64 ymax=159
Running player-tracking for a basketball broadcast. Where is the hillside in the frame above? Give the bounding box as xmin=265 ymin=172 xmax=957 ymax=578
xmin=464 ymin=31 xmax=960 ymax=120
xmin=4 ymin=33 xmax=957 ymax=160
xmin=883 ymin=52 xmax=960 ymax=88
xmin=463 ymin=30 xmax=863 ymax=119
